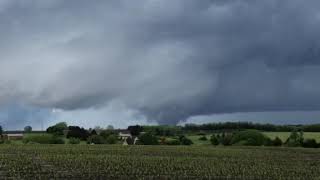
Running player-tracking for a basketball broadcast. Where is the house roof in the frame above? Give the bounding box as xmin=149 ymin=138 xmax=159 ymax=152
xmin=119 ymin=132 xmax=131 ymax=136
xmin=7 ymin=134 xmax=23 ymax=136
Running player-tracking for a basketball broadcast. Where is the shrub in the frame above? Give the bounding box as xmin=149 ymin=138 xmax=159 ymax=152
xmin=210 ymin=135 xmax=219 ymax=146
xmin=159 ymin=137 xmax=166 ymax=145
xmin=179 ymin=135 xmax=193 ymax=145
xmin=302 ymin=139 xmax=318 ymax=148
xmin=0 ymin=140 xmax=11 ymax=144
xmin=23 ymin=134 xmax=52 ymax=144
xmin=126 ymin=137 xmax=135 ymax=145
xmin=165 ymin=139 xmax=180 ymax=145
xmin=273 ymin=137 xmax=283 ymax=146
xmin=199 ymin=136 xmax=208 ymax=141
xmin=100 ymin=130 xmax=117 ymax=139
xmin=50 ymin=136 xmax=65 ymax=144
xmin=231 ymin=130 xmax=267 ymax=146
xmin=139 ymin=133 xmax=159 ymax=145
xmin=264 ymin=137 xmax=273 ymax=146
xmin=106 ymin=135 xmax=118 ymax=144
xmin=69 ymin=138 xmax=81 ymax=144
xmin=87 ymin=135 xmax=105 ymax=144
xmin=26 ymin=141 xmax=40 ymax=145
xmin=23 ymin=134 xmax=64 ymax=144
xmin=220 ymin=133 xmax=233 ymax=146
xmin=285 ymin=130 xmax=304 ymax=147
xmin=181 ymin=138 xmax=193 ymax=145
xmin=197 ymin=133 xmax=206 ymax=136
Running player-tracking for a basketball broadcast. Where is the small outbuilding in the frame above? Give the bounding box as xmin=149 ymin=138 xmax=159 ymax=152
xmin=6 ymin=134 xmax=24 ymax=140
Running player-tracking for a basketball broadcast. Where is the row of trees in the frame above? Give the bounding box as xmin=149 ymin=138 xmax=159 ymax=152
xmin=45 ymin=122 xmax=118 ymax=145
xmin=183 ymin=122 xmax=320 ymax=132
xmin=126 ymin=125 xmax=193 ymax=145
xmin=1 ymin=122 xmax=319 ymax=148
xmin=128 ymin=125 xmax=184 ymax=137
xmin=207 ymin=129 xmax=320 ymax=148
xmin=0 ymin=125 xmax=32 ymax=135
xmin=141 ymin=125 xmax=182 ymax=136
xmin=126 ymin=132 xmax=193 ymax=146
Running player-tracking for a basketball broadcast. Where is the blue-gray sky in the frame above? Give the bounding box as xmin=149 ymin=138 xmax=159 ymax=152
xmin=0 ymin=0 xmax=320 ymax=129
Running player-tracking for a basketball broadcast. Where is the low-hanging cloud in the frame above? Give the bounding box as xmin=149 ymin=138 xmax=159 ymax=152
xmin=1 ymin=0 xmax=320 ymax=126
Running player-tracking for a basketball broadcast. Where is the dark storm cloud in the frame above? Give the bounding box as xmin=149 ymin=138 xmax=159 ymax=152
xmin=1 ymin=0 xmax=320 ymax=125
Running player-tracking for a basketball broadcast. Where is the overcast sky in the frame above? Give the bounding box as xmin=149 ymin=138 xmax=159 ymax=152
xmin=0 ymin=0 xmax=320 ymax=130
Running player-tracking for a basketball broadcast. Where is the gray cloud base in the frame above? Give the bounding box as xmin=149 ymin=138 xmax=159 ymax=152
xmin=0 ymin=0 xmax=320 ymax=125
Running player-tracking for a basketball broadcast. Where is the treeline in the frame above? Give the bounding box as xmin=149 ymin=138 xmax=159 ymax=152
xmin=129 ymin=125 xmax=320 ymax=148
xmin=208 ymin=129 xmax=320 ymax=148
xmin=0 ymin=122 xmax=120 ymax=145
xmin=127 ymin=125 xmax=193 ymax=146
xmin=141 ymin=125 xmax=182 ymax=136
xmin=46 ymin=122 xmax=118 ymax=144
xmin=183 ymin=122 xmax=320 ymax=132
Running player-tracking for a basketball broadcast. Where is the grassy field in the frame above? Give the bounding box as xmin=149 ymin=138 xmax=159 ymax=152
xmin=0 ymin=145 xmax=319 ymax=179
xmin=187 ymin=132 xmax=320 ymax=145
xmin=187 ymin=135 xmax=211 ymax=145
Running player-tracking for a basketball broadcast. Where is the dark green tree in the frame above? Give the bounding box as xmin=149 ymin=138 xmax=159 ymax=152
xmin=126 ymin=137 xmax=135 ymax=145
xmin=199 ymin=136 xmax=208 ymax=141
xmin=24 ymin=126 xmax=32 ymax=133
xmin=165 ymin=139 xmax=180 ymax=145
xmin=286 ymin=129 xmax=304 ymax=147
xmin=273 ymin=137 xmax=283 ymax=146
xmin=90 ymin=129 xmax=97 ymax=136
xmin=69 ymin=138 xmax=81 ymax=144
xmin=100 ymin=129 xmax=117 ymax=139
xmin=231 ymin=130 xmax=268 ymax=146
xmin=106 ymin=135 xmax=118 ymax=144
xmin=220 ymin=133 xmax=233 ymax=146
xmin=210 ymin=135 xmax=219 ymax=146
xmin=302 ymin=139 xmax=318 ymax=148
xmin=87 ymin=135 xmax=105 ymax=144
xmin=47 ymin=122 xmax=68 ymax=136
xmin=67 ymin=126 xmax=89 ymax=140
xmin=128 ymin=125 xmax=143 ymax=136
xmin=139 ymin=133 xmax=159 ymax=145
xmin=179 ymin=135 xmax=193 ymax=145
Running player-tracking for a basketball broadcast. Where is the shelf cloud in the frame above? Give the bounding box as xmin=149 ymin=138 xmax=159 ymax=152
xmin=1 ymin=0 xmax=320 ymax=128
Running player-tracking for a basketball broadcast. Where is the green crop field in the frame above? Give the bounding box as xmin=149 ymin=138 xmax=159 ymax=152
xmin=263 ymin=132 xmax=320 ymax=142
xmin=0 ymin=145 xmax=319 ymax=179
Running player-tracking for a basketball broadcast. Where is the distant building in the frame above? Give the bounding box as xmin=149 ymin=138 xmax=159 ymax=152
xmin=6 ymin=134 xmax=24 ymax=140
xmin=2 ymin=130 xmax=44 ymax=141
xmin=117 ymin=130 xmax=142 ymax=145
xmin=119 ymin=131 xmax=132 ymax=140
